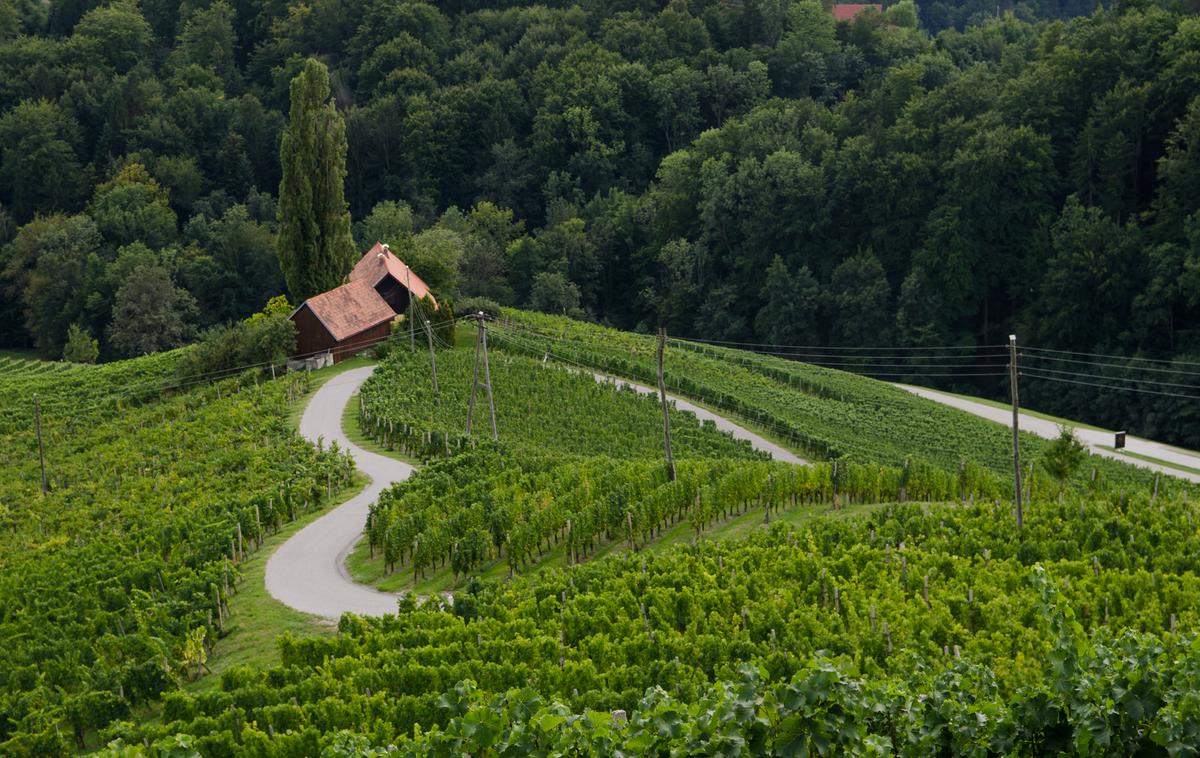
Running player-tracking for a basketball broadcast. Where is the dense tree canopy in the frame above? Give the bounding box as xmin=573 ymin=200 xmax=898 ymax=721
xmin=0 ymin=0 xmax=1196 ymax=441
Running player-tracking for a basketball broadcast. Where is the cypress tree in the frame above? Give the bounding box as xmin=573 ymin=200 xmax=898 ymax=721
xmin=277 ymin=58 xmax=356 ymax=303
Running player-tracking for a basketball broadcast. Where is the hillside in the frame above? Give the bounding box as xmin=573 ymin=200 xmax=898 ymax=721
xmin=4 ymin=312 xmax=1200 ymax=754
xmin=0 ymin=355 xmax=353 ymax=754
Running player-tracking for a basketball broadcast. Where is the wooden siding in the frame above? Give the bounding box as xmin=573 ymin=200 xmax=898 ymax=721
xmin=292 ymin=304 xmax=392 ymax=363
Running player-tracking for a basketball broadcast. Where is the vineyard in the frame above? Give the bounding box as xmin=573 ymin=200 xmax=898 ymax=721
xmin=362 ymin=447 xmax=1005 ymax=590
xmin=7 ymin=309 xmax=1200 ymax=756
xmin=105 ymin=491 xmax=1200 ymax=755
xmin=0 ymin=357 xmax=354 ymax=754
xmin=488 ymin=311 xmax=1181 ymax=495
xmin=354 ymin=347 xmax=763 ymax=461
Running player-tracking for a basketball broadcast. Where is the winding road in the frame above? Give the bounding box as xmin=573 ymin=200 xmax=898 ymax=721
xmin=265 ymin=364 xmax=805 ymax=619
xmin=265 ymin=366 xmax=412 ymax=617
xmin=897 ymin=384 xmax=1200 ymax=484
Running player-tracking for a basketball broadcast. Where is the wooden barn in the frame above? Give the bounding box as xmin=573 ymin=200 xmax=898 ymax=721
xmin=289 ymin=243 xmax=437 ymax=364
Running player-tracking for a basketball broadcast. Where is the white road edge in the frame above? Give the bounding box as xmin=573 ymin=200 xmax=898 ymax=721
xmin=896 ymin=384 xmax=1200 ymax=484
xmin=265 ymin=364 xmax=805 ymax=619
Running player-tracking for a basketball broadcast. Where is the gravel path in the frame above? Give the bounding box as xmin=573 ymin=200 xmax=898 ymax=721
xmin=265 ymin=364 xmax=805 ymax=619
xmin=896 ymin=384 xmax=1200 ymax=484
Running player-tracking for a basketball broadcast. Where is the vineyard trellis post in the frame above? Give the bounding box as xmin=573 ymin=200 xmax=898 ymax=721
xmin=657 ymin=328 xmax=676 ymax=482
xmin=1009 ymin=334 xmax=1023 ymax=528
xmin=466 ymin=312 xmax=498 ymax=441
xmin=34 ymin=393 xmax=47 ymax=495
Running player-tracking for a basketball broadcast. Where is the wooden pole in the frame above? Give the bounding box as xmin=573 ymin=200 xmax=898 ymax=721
xmin=467 ymin=314 xmax=483 ymax=435
xmin=480 ymin=315 xmax=498 ymax=441
xmin=34 ymin=393 xmax=47 ymax=496
xmin=423 ymin=319 xmax=440 ymax=396
xmin=406 ymin=267 xmax=415 ymax=352
xmin=1009 ymin=334 xmax=1023 ymax=528
xmin=657 ymin=328 xmax=676 ymax=482
xmin=423 ymin=317 xmax=449 ymax=456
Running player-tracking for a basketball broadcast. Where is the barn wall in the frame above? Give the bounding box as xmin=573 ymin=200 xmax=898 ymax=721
xmin=333 ymin=321 xmax=392 ymax=362
xmin=291 ymin=306 xmax=336 ymax=359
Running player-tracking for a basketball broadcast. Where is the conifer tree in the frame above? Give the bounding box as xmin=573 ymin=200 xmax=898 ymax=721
xmin=277 ymin=58 xmax=356 ymax=303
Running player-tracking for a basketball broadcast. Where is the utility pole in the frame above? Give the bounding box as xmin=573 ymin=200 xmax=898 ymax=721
xmin=466 ymin=312 xmax=498 ymax=440
xmin=423 ymin=317 xmax=450 ymax=456
xmin=406 ymin=267 xmax=415 ymax=352
xmin=1009 ymin=334 xmax=1023 ymax=528
xmin=656 ymin=328 xmax=676 ymax=482
xmin=34 ymin=393 xmax=47 ymax=496
xmin=423 ymin=319 xmax=439 ymax=396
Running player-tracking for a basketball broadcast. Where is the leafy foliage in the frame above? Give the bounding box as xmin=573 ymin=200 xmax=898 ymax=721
xmin=356 ymin=346 xmax=763 ymax=462
xmin=103 ymin=492 xmax=1200 ymax=755
xmin=492 ymin=310 xmax=1186 ymax=496
xmin=0 ymin=353 xmax=353 ymax=753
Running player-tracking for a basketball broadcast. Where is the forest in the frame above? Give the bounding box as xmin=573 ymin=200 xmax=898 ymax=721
xmin=1 ymin=0 xmax=1199 ymax=443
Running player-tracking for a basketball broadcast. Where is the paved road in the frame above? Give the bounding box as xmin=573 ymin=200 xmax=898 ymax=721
xmin=265 ymin=364 xmax=805 ymax=619
xmin=897 ymin=384 xmax=1200 ymax=484
xmin=265 ymin=366 xmax=412 ymax=618
xmin=591 ymin=372 xmax=806 ymax=465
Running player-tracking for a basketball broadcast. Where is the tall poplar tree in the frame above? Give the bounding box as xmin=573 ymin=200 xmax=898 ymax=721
xmin=277 ymin=58 xmax=356 ymax=303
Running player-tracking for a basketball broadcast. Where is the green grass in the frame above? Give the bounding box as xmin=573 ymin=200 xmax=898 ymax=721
xmin=180 ymin=359 xmax=380 ymax=692
xmin=341 ymin=388 xmax=421 ymax=466
xmin=345 ymin=497 xmax=888 ymax=595
xmin=1099 ymin=447 xmax=1200 ymax=478
xmin=185 ymin=473 xmax=369 ymax=693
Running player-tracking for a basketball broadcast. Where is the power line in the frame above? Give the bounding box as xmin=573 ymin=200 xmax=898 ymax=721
xmin=672 ymin=334 xmax=1008 ymax=352
xmin=488 ymin=323 xmax=1014 ymax=461
xmin=1021 ymin=370 xmax=1200 ymax=401
xmin=679 ymin=344 xmax=1010 ymax=363
xmin=1022 ymin=345 xmax=1200 ymax=368
xmin=1019 ymin=365 xmax=1200 ymax=392
xmin=1020 ymin=350 xmax=1200 ymax=377
xmin=493 ymin=321 xmax=1009 ymax=380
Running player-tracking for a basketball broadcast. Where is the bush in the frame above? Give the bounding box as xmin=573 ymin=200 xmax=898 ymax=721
xmin=178 ymin=300 xmax=296 ymax=379
xmin=62 ymin=323 xmax=99 ymax=364
xmin=456 ymin=296 xmax=501 ymax=320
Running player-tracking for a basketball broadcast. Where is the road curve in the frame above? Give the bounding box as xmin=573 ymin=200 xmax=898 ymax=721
xmin=591 ymin=372 xmax=806 ymax=465
xmin=266 ymin=364 xmax=806 ymax=619
xmin=896 ymin=384 xmax=1200 ymax=484
xmin=265 ymin=366 xmax=411 ymax=618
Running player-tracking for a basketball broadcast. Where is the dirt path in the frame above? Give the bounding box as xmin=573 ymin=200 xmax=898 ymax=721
xmin=265 ymin=364 xmax=805 ymax=618
xmin=896 ymin=384 xmax=1200 ymax=484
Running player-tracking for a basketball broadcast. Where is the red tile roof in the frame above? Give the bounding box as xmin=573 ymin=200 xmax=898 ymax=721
xmin=295 ymin=280 xmax=396 ymax=342
xmin=832 ymin=3 xmax=881 ymax=20
xmin=350 ymin=242 xmax=438 ymax=308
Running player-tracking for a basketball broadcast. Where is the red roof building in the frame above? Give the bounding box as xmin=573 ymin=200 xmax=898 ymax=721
xmin=289 ymin=242 xmax=436 ymax=363
xmin=350 ymin=241 xmax=438 ymax=308
xmin=832 ymin=3 xmax=882 ymax=20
